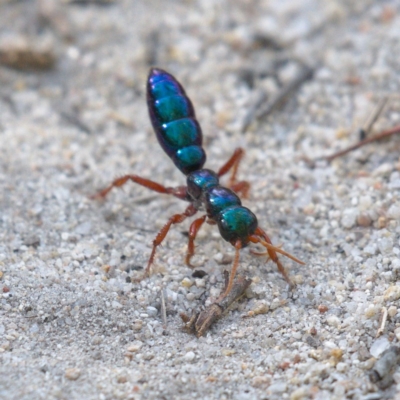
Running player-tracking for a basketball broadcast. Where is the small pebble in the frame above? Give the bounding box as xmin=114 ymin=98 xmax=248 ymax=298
xmin=117 ymin=374 xmax=128 ymax=384
xmin=377 ymin=238 xmax=393 ymax=255
xmin=251 ymin=301 xmax=269 ymax=315
xmin=195 ymin=278 xmax=205 ymax=288
xmin=222 ymin=349 xmax=235 ymax=356
xmin=336 ymin=362 xmax=347 ymax=372
xmin=132 ymin=320 xmax=143 ymax=331
xmin=290 ymin=387 xmax=308 ymax=400
xmin=181 ymin=278 xmax=193 ymax=288
xmin=326 ymin=315 xmax=340 ymax=327
xmin=310 ymin=327 xmax=317 ymax=336
xmin=359 ymin=195 xmax=372 ymax=210
xmin=365 ymin=305 xmax=378 ymax=318
xmin=370 ymin=337 xmax=390 ymax=358
xmin=112 ymin=301 xmax=123 ymax=309
xmin=183 ymin=351 xmax=195 ymax=362
xmin=387 ymin=204 xmax=400 ymax=219
xmin=384 ymin=286 xmax=400 ymax=302
xmin=331 ymin=348 xmax=343 ymax=360
xmin=388 ymin=306 xmax=397 ymax=318
xmin=186 ymin=293 xmax=195 ymax=301
xmin=318 ymin=304 xmax=328 ymax=313
xmin=341 ymin=209 xmax=357 ymax=229
xmin=377 ymin=216 xmax=387 ymax=229
xmin=267 ymin=382 xmax=287 ymax=394
xmin=127 ymin=341 xmax=143 ymax=352
xmin=146 ymin=306 xmax=158 ymax=317
xmin=293 ymin=274 xmax=304 ymax=284
xmin=357 ymin=212 xmax=371 ymax=227
xmin=252 ymin=376 xmax=270 ymax=388
xmin=65 ymin=368 xmax=81 ymax=381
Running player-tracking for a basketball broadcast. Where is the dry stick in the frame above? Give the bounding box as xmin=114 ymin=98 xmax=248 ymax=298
xmin=376 ymin=307 xmax=388 ymax=338
xmin=241 ymin=64 xmax=314 ymax=133
xmin=361 ymin=97 xmax=389 ymax=138
xmin=181 ymin=271 xmax=252 ymax=337
xmin=322 ymin=97 xmax=400 ymax=162
xmin=324 ymin=124 xmax=400 ymax=162
xmin=160 ymin=286 xmax=167 ymax=330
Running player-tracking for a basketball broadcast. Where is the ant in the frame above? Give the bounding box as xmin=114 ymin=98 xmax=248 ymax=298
xmin=93 ymin=68 xmax=304 ymax=296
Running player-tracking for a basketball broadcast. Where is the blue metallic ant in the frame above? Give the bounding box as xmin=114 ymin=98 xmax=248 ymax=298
xmin=94 ymin=68 xmax=304 ymax=295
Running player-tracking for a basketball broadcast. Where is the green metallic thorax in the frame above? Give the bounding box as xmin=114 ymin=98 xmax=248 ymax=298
xmin=186 ymin=170 xmax=258 ymax=245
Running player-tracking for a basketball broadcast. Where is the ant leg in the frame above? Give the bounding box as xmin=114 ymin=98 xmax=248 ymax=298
xmin=217 ymin=148 xmax=244 ymax=182
xmin=230 ymin=180 xmax=250 ymax=198
xmin=217 ymin=148 xmax=251 ymax=198
xmin=249 ymin=227 xmax=305 ymax=288
xmin=250 ymin=243 xmax=282 ymax=257
xmin=137 ymin=204 xmax=198 ymax=280
xmin=186 ymin=215 xmax=207 ymax=267
xmin=92 ymin=175 xmax=187 ymax=200
xmin=222 ymin=240 xmax=242 ymax=297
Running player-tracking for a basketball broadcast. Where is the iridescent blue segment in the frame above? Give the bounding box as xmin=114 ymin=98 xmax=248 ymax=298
xmin=147 ymin=68 xmax=206 ymax=175
xmin=154 ymin=96 xmax=191 ymax=124
xmin=161 ymin=118 xmax=201 ymax=148
xmin=217 ymin=206 xmax=258 ymax=243
xmin=205 ymin=187 xmax=241 ymax=218
xmin=174 ymin=146 xmax=206 ymax=175
xmin=151 ymin=80 xmax=181 ymax=100
xmin=187 ymin=169 xmax=219 ymax=199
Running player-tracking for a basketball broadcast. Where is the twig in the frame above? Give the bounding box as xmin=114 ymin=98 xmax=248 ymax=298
xmin=241 ymin=64 xmax=314 ymax=133
xmin=180 ymin=271 xmax=252 ymax=337
xmin=323 ymin=124 xmax=400 ymax=162
xmin=160 ymin=286 xmax=167 ymax=330
xmin=360 ymin=97 xmax=389 ymax=139
xmin=321 ymin=97 xmax=400 ymax=162
xmin=376 ymin=307 xmax=388 ymax=338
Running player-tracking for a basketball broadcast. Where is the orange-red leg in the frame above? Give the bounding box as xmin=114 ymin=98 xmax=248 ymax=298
xmin=249 ymin=227 xmax=305 ymax=288
xmin=217 ymin=147 xmax=251 ymax=197
xmin=218 ymin=148 xmax=244 ymax=179
xmin=186 ymin=215 xmax=207 ymax=267
xmin=230 ymin=180 xmax=250 ymax=198
xmin=250 ymin=243 xmax=282 ymax=257
xmin=91 ymin=174 xmax=187 ymax=200
xmin=136 ymin=204 xmax=198 ymax=280
xmin=222 ymin=240 xmax=242 ymax=297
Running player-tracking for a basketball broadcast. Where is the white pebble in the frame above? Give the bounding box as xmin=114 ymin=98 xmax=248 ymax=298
xmin=387 ymin=204 xmax=400 ymax=219
xmin=336 ymin=362 xmax=347 ymax=372
xmin=326 ymin=315 xmax=340 ymax=327
xmin=186 ymin=293 xmax=195 ymax=301
xmin=359 ymin=195 xmax=372 ymax=210
xmin=377 ymin=238 xmax=393 ymax=255
xmin=268 ymin=382 xmax=287 ymax=394
xmin=181 ymin=278 xmax=193 ymax=288
xmin=363 ymin=244 xmax=377 ymax=255
xmin=65 ymin=368 xmax=81 ymax=380
xmin=195 ymin=278 xmax=206 ymax=288
xmin=341 ymin=209 xmax=357 ymax=229
xmin=384 ymin=286 xmax=400 ymax=302
xmin=112 ymin=301 xmax=123 ymax=309
xmin=370 ymin=337 xmax=390 ymax=358
xmin=183 ymin=351 xmax=196 ymax=362
xmin=146 ymin=307 xmax=158 ymax=317
xmin=388 ymin=306 xmax=397 ymax=318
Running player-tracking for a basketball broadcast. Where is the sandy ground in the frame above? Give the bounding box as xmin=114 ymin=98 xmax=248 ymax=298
xmin=1 ymin=0 xmax=400 ymax=399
